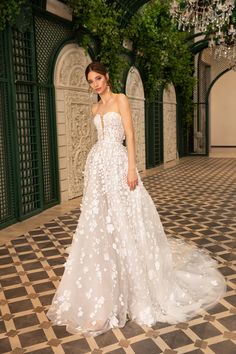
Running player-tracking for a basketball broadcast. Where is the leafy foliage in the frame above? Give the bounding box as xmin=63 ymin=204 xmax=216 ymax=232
xmin=65 ymin=0 xmax=127 ymax=90
xmin=66 ymin=0 xmax=194 ymax=123
xmin=0 ymin=0 xmax=195 ymax=123
xmin=126 ymin=0 xmax=195 ymax=123
xmin=0 ymin=0 xmax=27 ymax=31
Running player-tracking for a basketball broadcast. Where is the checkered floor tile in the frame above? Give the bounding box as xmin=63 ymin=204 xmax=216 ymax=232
xmin=0 ymin=157 xmax=235 ymax=354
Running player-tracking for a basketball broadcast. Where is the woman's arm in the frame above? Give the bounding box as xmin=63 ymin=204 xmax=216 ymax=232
xmin=118 ymin=94 xmax=138 ymax=191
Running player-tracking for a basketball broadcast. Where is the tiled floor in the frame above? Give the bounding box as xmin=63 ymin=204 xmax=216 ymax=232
xmin=0 ymin=157 xmax=235 ymax=354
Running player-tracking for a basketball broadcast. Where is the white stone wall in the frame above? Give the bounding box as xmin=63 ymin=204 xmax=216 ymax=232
xmin=210 ymin=70 xmax=236 ymax=146
xmin=126 ymin=67 xmax=146 ymax=171
xmin=46 ymin=0 xmax=72 ymax=20
xmin=163 ymin=84 xmax=177 ymax=163
xmin=54 ymin=44 xmax=96 ymax=202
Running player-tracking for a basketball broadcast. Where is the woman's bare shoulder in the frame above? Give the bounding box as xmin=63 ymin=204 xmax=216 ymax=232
xmin=116 ymin=92 xmax=128 ymax=101
xmin=116 ymin=93 xmax=130 ymax=110
xmin=115 ymin=93 xmax=129 ymax=107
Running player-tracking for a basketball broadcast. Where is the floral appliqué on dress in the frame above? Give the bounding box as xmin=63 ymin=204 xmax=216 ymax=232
xmin=47 ymin=112 xmax=226 ymax=336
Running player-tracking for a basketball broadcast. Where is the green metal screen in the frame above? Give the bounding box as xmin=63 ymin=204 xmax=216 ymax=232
xmin=34 ymin=12 xmax=73 ymax=205
xmin=12 ymin=27 xmax=43 ymax=217
xmin=0 ymin=32 xmax=16 ymax=226
xmin=145 ymin=89 xmax=163 ymax=168
xmin=0 ymin=9 xmax=74 ymax=229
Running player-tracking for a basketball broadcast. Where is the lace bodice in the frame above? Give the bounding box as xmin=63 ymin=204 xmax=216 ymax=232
xmin=93 ymin=111 xmax=125 ymax=143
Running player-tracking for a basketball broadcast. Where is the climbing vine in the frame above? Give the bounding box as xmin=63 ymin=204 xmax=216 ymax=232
xmin=65 ymin=0 xmax=127 ymax=90
xmin=65 ymin=0 xmax=195 ymax=122
xmin=0 ymin=0 xmax=26 ymax=31
xmin=1 ymin=0 xmax=195 ymax=122
xmin=126 ymin=0 xmax=195 ymax=123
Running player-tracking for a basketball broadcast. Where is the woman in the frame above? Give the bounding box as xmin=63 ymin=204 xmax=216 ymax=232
xmin=47 ymin=62 xmax=225 ymax=336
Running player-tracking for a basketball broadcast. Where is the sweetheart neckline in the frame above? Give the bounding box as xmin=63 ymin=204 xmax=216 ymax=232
xmin=93 ymin=111 xmax=121 ymax=119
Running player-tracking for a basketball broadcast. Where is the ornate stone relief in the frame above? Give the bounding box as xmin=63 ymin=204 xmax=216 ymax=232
xmin=57 ymin=47 xmax=89 ymax=88
xmin=54 ymin=43 xmax=97 ymax=201
xmin=65 ymin=92 xmax=96 ymax=199
xmin=163 ymin=84 xmax=177 ymax=163
xmin=126 ymin=67 xmax=146 ymax=171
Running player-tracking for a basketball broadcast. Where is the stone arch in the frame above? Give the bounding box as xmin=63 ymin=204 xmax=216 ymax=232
xmin=163 ymin=84 xmax=177 ymax=163
xmin=195 ymin=47 xmax=236 ymax=154
xmin=54 ymin=43 xmax=97 ymax=201
xmin=126 ymin=66 xmax=146 ymax=171
xmin=209 ymin=70 xmax=236 ymax=155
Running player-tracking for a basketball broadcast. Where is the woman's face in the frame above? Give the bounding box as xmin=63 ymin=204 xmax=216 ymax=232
xmin=87 ymin=70 xmax=108 ymax=95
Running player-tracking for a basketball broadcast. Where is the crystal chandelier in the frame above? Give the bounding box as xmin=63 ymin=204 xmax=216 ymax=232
xmin=209 ymin=22 xmax=236 ymax=69
xmin=214 ymin=44 xmax=236 ymax=69
xmin=170 ymin=1 xmax=234 ymax=32
xmin=208 ymin=21 xmax=236 ymax=47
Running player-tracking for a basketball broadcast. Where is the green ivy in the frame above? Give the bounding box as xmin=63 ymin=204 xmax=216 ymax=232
xmin=65 ymin=0 xmax=128 ymax=91
xmin=0 ymin=0 xmax=27 ymax=31
xmin=126 ymin=0 xmax=195 ymax=124
xmin=65 ymin=0 xmax=194 ymax=124
xmin=1 ymin=0 xmax=195 ymax=124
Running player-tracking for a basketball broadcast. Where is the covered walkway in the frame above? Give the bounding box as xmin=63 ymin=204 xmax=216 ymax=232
xmin=0 ymin=157 xmax=235 ymax=354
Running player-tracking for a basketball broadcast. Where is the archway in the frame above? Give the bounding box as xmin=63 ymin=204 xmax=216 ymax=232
xmin=194 ymin=47 xmax=235 ymax=155
xmin=209 ymin=70 xmax=236 ymax=156
xmin=54 ymin=43 xmax=97 ymax=201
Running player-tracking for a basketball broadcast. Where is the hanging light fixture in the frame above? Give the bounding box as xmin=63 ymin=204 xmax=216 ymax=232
xmin=209 ymin=21 xmax=236 ymax=69
xmin=170 ymin=1 xmax=236 ymax=65
xmin=208 ymin=20 xmax=236 ymax=47
xmin=170 ymin=1 xmax=234 ymax=33
xmin=213 ymin=44 xmax=236 ymax=69
xmin=206 ymin=5 xmax=236 ymax=65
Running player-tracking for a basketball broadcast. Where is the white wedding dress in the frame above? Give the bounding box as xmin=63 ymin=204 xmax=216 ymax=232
xmin=47 ymin=111 xmax=225 ymax=336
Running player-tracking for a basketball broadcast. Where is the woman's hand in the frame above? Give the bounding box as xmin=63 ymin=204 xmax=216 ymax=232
xmin=127 ymin=169 xmax=138 ymax=191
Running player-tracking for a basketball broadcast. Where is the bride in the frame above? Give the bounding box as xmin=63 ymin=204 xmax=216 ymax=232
xmin=47 ymin=61 xmax=226 ymax=336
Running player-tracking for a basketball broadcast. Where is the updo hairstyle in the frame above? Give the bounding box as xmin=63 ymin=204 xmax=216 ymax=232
xmin=85 ymin=61 xmax=112 ymax=88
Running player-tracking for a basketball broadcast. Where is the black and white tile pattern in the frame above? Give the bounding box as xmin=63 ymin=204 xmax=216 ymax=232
xmin=0 ymin=157 xmax=235 ymax=354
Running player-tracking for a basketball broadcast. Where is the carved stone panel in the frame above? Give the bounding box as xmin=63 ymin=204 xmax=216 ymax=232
xmin=55 ymin=45 xmax=89 ymax=89
xmin=126 ymin=67 xmax=145 ymax=171
xmin=54 ymin=43 xmax=97 ymax=201
xmin=163 ymin=84 xmax=177 ymax=163
xmin=65 ymin=92 xmax=96 ymax=199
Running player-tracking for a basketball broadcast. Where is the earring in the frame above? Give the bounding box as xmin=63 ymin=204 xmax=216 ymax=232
xmin=107 ymin=85 xmax=110 ymax=93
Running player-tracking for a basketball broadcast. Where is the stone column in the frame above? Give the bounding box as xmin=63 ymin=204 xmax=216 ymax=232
xmin=163 ymin=84 xmax=177 ymax=163
xmin=126 ymin=67 xmax=146 ymax=171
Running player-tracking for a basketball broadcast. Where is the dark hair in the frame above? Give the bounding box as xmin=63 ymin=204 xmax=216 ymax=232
xmin=85 ymin=61 xmax=112 ymax=87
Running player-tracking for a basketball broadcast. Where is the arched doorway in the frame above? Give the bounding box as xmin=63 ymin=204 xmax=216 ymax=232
xmin=209 ymin=70 xmax=236 ymax=156
xmin=194 ymin=47 xmax=236 ymax=155
xmin=54 ymin=43 xmax=97 ymax=201
xmin=125 ymin=66 xmax=146 ymax=171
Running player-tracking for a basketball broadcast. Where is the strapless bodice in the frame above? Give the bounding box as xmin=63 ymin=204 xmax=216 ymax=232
xmin=93 ymin=111 xmax=125 ymax=143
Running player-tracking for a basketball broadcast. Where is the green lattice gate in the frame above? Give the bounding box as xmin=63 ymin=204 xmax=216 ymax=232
xmin=0 ymin=31 xmax=16 ymax=226
xmin=12 ymin=26 xmax=43 ymax=218
xmin=145 ymin=89 xmax=164 ymax=168
xmin=0 ymin=9 xmax=73 ymax=229
xmin=0 ymin=25 xmax=46 ymax=227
